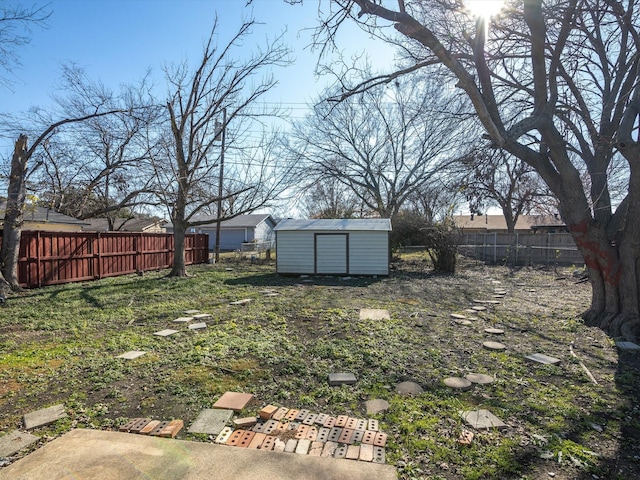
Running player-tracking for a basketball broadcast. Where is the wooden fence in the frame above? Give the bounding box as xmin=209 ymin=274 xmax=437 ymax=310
xmin=0 ymin=231 xmax=209 ymax=288
xmin=458 ymin=232 xmax=584 ymax=266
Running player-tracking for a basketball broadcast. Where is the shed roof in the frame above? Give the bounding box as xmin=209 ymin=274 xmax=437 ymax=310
xmin=274 ymin=218 xmax=392 ymax=232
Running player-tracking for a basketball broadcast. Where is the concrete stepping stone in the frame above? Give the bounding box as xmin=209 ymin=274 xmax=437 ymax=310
xmin=0 ymin=430 xmax=39 ymax=456
xmin=483 ymin=341 xmax=506 ymax=351
xmin=465 ymin=373 xmax=494 ymax=385
xmin=184 ymin=310 xmax=200 ymax=315
xmin=212 ymin=392 xmax=254 ymax=412
xmin=443 ymin=377 xmax=473 ymax=390
xmin=188 ymin=322 xmax=207 ymax=330
xmin=229 ymin=299 xmax=251 ymax=305
xmin=461 ymin=409 xmax=507 ymax=430
xmin=173 ymin=317 xmax=193 ymax=323
xmin=455 ymin=319 xmax=473 ymax=326
xmin=328 ymin=372 xmax=357 ymax=386
xmin=485 ymin=328 xmax=505 ymax=335
xmin=616 ymin=341 xmax=640 ymax=351
xmin=472 ymin=306 xmax=487 ymax=311
xmin=450 ymin=313 xmax=467 ymax=319
xmin=359 ymin=309 xmax=390 ymax=320
xmin=192 ymin=313 xmax=212 ymax=319
xmin=396 ymin=381 xmax=424 ymax=395
xmin=23 ymin=404 xmax=67 ymax=430
xmin=153 ymin=329 xmax=178 ymax=337
xmin=116 ymin=350 xmax=146 ymax=360
xmin=364 ymin=399 xmax=389 ymax=415
xmin=188 ymin=409 xmax=234 ymax=435
xmin=525 ymin=353 xmax=561 ymax=365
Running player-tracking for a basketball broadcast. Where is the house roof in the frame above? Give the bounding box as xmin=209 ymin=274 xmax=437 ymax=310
xmin=274 ymin=218 xmax=392 ymax=232
xmin=453 ymin=214 xmax=565 ymax=231
xmin=0 ymin=203 xmax=89 ymax=226
xmin=164 ymin=214 xmax=275 ymax=230
xmin=83 ymin=217 xmax=164 ymax=232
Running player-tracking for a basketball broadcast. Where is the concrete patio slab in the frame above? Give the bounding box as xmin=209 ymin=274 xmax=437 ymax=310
xmin=461 ymin=409 xmax=507 ymax=430
xmin=525 ymin=353 xmax=561 ymax=365
xmin=0 ymin=430 xmax=39 ymax=457
xmin=116 ymin=350 xmax=146 ymax=360
xmin=1 ymin=429 xmax=397 ymax=480
xmin=23 ymin=404 xmax=67 ymax=430
xmin=359 ymin=309 xmax=390 ymax=320
xmin=187 ymin=409 xmax=234 ymax=435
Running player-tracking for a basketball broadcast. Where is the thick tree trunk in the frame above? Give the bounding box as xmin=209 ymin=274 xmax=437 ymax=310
xmin=569 ymin=220 xmax=640 ymax=341
xmin=169 ymin=226 xmax=188 ymax=277
xmin=1 ymin=135 xmax=29 ymax=291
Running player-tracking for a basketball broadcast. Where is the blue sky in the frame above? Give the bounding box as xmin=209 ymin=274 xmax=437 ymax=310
xmin=2 ymin=0 xmax=394 ymax=123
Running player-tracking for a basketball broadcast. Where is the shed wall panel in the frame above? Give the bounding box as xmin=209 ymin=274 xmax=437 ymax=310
xmin=315 ymin=234 xmax=348 ymax=274
xmin=348 ymin=232 xmax=389 ymax=275
xmin=276 ymin=231 xmax=315 ymax=273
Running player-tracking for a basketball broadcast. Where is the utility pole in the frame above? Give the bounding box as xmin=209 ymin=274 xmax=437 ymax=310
xmin=214 ymin=108 xmax=226 ymax=263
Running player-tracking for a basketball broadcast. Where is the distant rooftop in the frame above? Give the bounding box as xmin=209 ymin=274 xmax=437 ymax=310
xmin=453 ymin=214 xmax=565 ymax=231
xmin=0 ymin=203 xmax=88 ymax=226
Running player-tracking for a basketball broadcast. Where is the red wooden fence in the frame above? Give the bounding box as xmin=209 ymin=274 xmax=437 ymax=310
xmin=0 ymin=231 xmax=209 ymax=288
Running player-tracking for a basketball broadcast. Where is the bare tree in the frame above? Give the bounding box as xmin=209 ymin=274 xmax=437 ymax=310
xmin=458 ymin=148 xmax=549 ymax=233
xmin=0 ymin=3 xmax=50 ymax=89
xmin=314 ymin=0 xmax=640 ymax=340
xmin=300 ymin=178 xmax=366 ymax=218
xmin=288 ymin=78 xmax=470 ymax=218
xmin=151 ymin=18 xmax=293 ymax=276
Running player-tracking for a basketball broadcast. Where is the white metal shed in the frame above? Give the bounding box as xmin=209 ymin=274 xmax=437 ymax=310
xmin=273 ymin=218 xmax=392 ymax=276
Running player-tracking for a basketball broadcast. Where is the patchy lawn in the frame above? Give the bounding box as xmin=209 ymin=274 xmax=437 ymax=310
xmin=0 ymin=254 xmax=638 ymax=479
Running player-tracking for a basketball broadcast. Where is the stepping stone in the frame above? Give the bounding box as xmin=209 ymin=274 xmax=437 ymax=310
xmin=616 ymin=341 xmax=640 ymax=351
xmin=483 ymin=341 xmax=506 ymax=351
xmin=229 ymin=299 xmax=251 ymax=305
xmin=116 ymin=350 xmax=146 ymax=360
xmin=525 ymin=353 xmax=561 ymax=365
xmin=486 ymin=300 xmax=501 ymax=304
xmin=0 ymin=430 xmax=39 ymax=457
xmin=184 ymin=310 xmax=200 ymax=314
xmin=450 ymin=313 xmax=467 ymax=319
xmin=455 ymin=319 xmax=473 ymax=326
xmin=188 ymin=322 xmax=207 ymax=330
xmin=491 ymin=280 xmax=502 ymax=285
xmin=173 ymin=317 xmax=193 ymax=323
xmin=465 ymin=373 xmax=495 ymax=384
xmin=364 ymin=399 xmax=389 ymax=415
xmin=359 ymin=309 xmax=390 ymax=320
xmin=213 ymin=392 xmax=254 ymax=412
xmin=485 ymin=328 xmax=505 ymax=335
xmin=443 ymin=377 xmax=473 ymax=390
xmin=193 ymin=313 xmax=212 ymax=319
xmin=396 ymin=381 xmax=424 ymax=395
xmin=188 ymin=409 xmax=234 ymax=435
xmin=264 ymin=293 xmax=279 ymax=297
xmin=23 ymin=404 xmax=67 ymax=430
xmin=153 ymin=329 xmax=178 ymax=337
xmin=461 ymin=409 xmax=507 ymax=429
xmin=472 ymin=306 xmax=487 ymax=311
xmin=328 ymin=372 xmax=357 ymax=386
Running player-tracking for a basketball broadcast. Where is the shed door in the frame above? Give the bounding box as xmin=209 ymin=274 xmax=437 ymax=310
xmin=315 ymin=233 xmax=348 ymax=274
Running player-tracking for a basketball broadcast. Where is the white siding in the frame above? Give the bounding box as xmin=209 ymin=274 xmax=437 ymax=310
xmin=349 ymin=232 xmax=389 ymax=275
xmin=276 ymin=231 xmax=315 ymax=273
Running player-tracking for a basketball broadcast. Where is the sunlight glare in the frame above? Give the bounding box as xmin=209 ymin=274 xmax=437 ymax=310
xmin=465 ymin=0 xmax=505 ymax=19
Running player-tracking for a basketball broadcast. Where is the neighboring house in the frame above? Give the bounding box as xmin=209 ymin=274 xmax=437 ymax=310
xmin=273 ymin=218 xmax=392 ymax=276
xmin=0 ymin=203 xmax=89 ymax=232
xmin=453 ymin=214 xmax=567 ymax=234
xmin=164 ymin=214 xmax=277 ymax=252
xmin=82 ymin=217 xmax=166 ymax=233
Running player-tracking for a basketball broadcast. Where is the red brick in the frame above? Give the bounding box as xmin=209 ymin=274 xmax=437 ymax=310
xmin=237 ymin=430 xmax=256 ymax=448
xmin=295 ymin=409 xmax=310 ymax=421
xmin=247 ymin=432 xmax=266 ymax=449
xmin=321 ymin=441 xmax=338 ymax=457
xmin=345 ymin=445 xmax=360 ymax=460
xmin=309 ymin=441 xmax=324 ymax=456
xmin=305 ymin=426 xmax=318 ymax=441
xmin=328 ymin=427 xmax=342 ymax=442
xmin=272 ymin=407 xmax=289 ymax=421
xmin=212 ymin=392 xmax=254 ymax=412
xmin=284 ymin=409 xmax=299 ymax=421
xmin=139 ymin=420 xmax=161 ymax=435
xmin=335 ymin=415 xmax=348 ymax=427
xmin=260 ymin=435 xmax=276 ymax=451
xmin=338 ymin=428 xmax=354 ymax=444
xmin=302 ymin=413 xmax=318 ymax=425
xmin=233 ymin=417 xmax=258 ymax=428
xmin=294 ymin=424 xmax=309 ymax=439
xmin=323 ymin=416 xmax=336 ymax=428
xmin=374 ymin=432 xmax=388 ymax=447
xmin=226 ymin=429 xmax=246 ymax=446
xmin=367 ymin=419 xmax=379 ymax=431
xmin=158 ymin=419 xmax=183 ymax=438
xmin=345 ymin=417 xmax=358 ymax=429
xmin=148 ymin=421 xmax=169 ymax=436
xmin=315 ymin=413 xmax=329 ymax=426
xmin=361 ymin=430 xmax=377 ymax=444
xmin=259 ymin=405 xmax=278 ymax=420
xmin=372 ymin=446 xmax=386 ymax=463
xmin=359 ymin=443 xmax=374 ymax=462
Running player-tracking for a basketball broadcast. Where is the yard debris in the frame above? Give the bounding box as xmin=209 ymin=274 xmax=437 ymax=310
xmin=458 ymin=429 xmax=474 ymax=446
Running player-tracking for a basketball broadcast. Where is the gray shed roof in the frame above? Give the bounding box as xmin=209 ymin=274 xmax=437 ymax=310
xmin=274 ymin=218 xmax=392 ymax=232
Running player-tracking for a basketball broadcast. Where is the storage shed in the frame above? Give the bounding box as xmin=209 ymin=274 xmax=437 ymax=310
xmin=274 ymin=218 xmax=392 ymax=276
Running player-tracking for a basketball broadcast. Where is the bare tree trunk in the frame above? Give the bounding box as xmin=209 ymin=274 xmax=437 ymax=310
xmin=169 ymin=226 xmax=187 ymax=277
xmin=1 ymin=135 xmax=29 ymax=290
